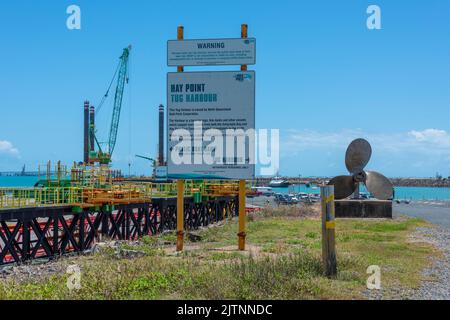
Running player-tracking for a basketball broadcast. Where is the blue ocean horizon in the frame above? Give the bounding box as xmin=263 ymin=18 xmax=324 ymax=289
xmin=1 ymin=176 xmax=450 ymax=201
xmin=273 ymin=183 xmax=450 ymax=201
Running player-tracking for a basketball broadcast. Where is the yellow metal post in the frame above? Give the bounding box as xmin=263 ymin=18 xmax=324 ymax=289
xmin=176 ymin=179 xmax=185 ymax=251
xmin=238 ymin=179 xmax=246 ymax=250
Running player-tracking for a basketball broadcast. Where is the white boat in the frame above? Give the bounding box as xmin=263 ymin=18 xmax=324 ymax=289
xmin=268 ymin=177 xmax=290 ymax=188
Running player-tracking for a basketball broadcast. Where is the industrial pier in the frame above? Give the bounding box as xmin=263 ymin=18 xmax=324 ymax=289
xmin=0 ymin=171 xmax=244 ymax=265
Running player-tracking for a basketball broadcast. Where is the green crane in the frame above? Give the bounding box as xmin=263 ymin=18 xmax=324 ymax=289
xmin=135 ymin=155 xmax=157 ymax=177
xmin=135 ymin=155 xmax=157 ymax=166
xmin=92 ymin=46 xmax=131 ymax=165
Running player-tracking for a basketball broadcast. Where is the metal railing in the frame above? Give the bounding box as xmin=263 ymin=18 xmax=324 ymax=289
xmin=0 ymin=187 xmax=84 ymax=209
xmin=0 ymin=180 xmax=247 ymax=210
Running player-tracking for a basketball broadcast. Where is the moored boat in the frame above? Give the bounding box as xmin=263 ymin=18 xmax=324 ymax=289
xmin=268 ymin=178 xmax=290 ymax=188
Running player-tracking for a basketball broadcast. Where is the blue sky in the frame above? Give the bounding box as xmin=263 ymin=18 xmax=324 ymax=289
xmin=0 ymin=0 xmax=449 ymax=177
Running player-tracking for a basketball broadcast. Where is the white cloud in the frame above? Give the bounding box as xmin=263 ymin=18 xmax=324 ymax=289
xmin=282 ymin=128 xmax=450 ymax=157
xmin=282 ymin=129 xmax=363 ymax=155
xmin=278 ymin=128 xmax=450 ymax=177
xmin=408 ymin=129 xmax=450 ymax=146
xmin=0 ymin=140 xmax=20 ymax=157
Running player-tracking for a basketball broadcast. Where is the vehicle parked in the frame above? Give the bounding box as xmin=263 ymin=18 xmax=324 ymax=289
xmin=274 ymin=193 xmax=301 ymax=205
xmin=251 ymin=187 xmax=274 ymax=196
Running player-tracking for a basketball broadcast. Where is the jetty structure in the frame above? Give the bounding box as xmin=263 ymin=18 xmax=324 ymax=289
xmin=0 ymin=161 xmax=244 ymax=265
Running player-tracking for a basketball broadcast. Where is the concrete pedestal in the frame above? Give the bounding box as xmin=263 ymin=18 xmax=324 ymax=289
xmin=335 ymin=200 xmax=392 ymax=218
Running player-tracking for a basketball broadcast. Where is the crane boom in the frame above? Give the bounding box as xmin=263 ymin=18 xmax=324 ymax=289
xmin=135 ymin=155 xmax=156 ymax=163
xmin=107 ymin=46 xmax=131 ymax=157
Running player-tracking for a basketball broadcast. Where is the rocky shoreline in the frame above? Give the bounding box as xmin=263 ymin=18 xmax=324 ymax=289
xmin=255 ymin=177 xmax=450 ymax=188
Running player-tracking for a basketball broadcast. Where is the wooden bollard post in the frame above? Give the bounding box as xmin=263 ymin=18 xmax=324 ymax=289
xmin=176 ymin=179 xmax=185 ymax=251
xmin=321 ymin=185 xmax=337 ymax=277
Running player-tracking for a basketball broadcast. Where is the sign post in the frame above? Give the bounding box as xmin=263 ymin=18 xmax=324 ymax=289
xmin=176 ymin=178 xmax=185 ymax=251
xmin=321 ymin=185 xmax=337 ymax=277
xmin=176 ymin=25 xmax=185 ymax=252
xmin=168 ymin=24 xmax=255 ymax=252
xmin=238 ymin=24 xmax=248 ymax=251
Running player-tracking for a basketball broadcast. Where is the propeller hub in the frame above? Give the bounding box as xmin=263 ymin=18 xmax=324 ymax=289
xmin=353 ymin=171 xmax=366 ymax=183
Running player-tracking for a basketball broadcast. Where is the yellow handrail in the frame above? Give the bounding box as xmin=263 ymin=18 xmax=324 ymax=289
xmin=0 ymin=180 xmax=245 ymax=210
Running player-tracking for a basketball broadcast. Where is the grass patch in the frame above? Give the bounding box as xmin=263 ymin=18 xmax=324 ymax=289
xmin=0 ymin=211 xmax=435 ymax=300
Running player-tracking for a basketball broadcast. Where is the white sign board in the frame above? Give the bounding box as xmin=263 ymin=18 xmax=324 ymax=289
xmin=167 ymin=71 xmax=255 ymax=180
xmin=167 ymin=38 xmax=256 ymax=66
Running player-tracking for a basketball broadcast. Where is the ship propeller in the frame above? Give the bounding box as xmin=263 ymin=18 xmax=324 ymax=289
xmin=328 ymin=139 xmax=393 ymax=200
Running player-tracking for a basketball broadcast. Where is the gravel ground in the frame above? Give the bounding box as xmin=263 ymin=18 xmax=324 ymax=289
xmin=0 ymin=258 xmax=69 ymax=283
xmin=408 ymin=226 xmax=450 ymax=300
xmin=392 ymin=200 xmax=450 ymax=299
xmin=364 ymin=225 xmax=450 ymax=300
xmin=0 ymin=240 xmax=145 ymax=283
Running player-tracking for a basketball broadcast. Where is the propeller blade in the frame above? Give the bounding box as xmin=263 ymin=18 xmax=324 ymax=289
xmin=365 ymin=171 xmax=393 ymax=200
xmin=327 ymin=176 xmax=357 ymax=200
xmin=345 ymin=138 xmax=372 ymax=174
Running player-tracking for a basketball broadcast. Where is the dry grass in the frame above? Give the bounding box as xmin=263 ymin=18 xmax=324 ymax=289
xmin=248 ymin=203 xmax=320 ymax=221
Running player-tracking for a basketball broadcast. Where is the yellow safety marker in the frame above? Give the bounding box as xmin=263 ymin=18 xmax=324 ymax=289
xmin=326 ymin=221 xmax=336 ymax=230
xmin=322 ymin=194 xmax=334 ymax=207
xmin=323 ymin=194 xmax=336 ymax=230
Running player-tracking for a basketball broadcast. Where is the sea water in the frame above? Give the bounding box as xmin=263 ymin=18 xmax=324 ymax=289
xmin=1 ymin=176 xmax=450 ymax=201
xmin=270 ymin=184 xmax=450 ymax=201
xmin=0 ymin=176 xmax=39 ymax=187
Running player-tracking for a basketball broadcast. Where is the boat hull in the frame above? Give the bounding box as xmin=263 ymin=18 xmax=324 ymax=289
xmin=268 ymin=181 xmax=290 ymax=188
